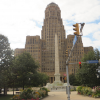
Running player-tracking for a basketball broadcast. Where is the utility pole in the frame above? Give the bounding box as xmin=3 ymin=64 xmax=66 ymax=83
xmin=66 ymin=23 xmax=85 ymax=100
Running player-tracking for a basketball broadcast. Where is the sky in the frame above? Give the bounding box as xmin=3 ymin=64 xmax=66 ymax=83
xmin=0 ymin=0 xmax=100 ymax=50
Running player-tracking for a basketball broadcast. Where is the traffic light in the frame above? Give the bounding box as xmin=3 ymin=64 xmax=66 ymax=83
xmin=79 ymin=62 xmax=81 ymax=69
xmin=64 ymin=77 xmax=66 ymax=80
xmin=73 ymin=23 xmax=80 ymax=35
xmin=66 ymin=50 xmax=68 ymax=57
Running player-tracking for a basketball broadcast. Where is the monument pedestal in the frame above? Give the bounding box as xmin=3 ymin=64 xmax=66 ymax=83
xmin=53 ymin=74 xmax=63 ymax=86
xmin=44 ymin=34 xmax=68 ymax=90
xmin=54 ymin=73 xmax=60 ymax=82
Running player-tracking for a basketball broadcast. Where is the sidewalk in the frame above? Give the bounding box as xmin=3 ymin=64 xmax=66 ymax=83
xmin=42 ymin=91 xmax=100 ymax=100
xmin=7 ymin=91 xmax=100 ymax=100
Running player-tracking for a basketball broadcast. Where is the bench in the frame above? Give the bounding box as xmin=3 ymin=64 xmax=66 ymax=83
xmin=16 ymin=92 xmax=21 ymax=95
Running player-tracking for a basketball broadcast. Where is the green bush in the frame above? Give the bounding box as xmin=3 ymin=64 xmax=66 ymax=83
xmin=81 ymin=87 xmax=92 ymax=95
xmin=76 ymin=86 xmax=83 ymax=94
xmin=20 ymin=88 xmax=34 ymax=99
xmin=95 ymin=86 xmax=100 ymax=94
xmin=87 ymin=91 xmax=92 ymax=96
xmin=92 ymin=86 xmax=100 ymax=98
xmin=77 ymin=86 xmax=100 ymax=98
xmin=11 ymin=87 xmax=49 ymax=100
xmin=40 ymin=87 xmax=48 ymax=96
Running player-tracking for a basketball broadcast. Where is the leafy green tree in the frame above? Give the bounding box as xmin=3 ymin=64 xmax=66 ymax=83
xmin=76 ymin=49 xmax=100 ymax=87
xmin=0 ymin=34 xmax=13 ymax=95
xmin=13 ymin=52 xmax=39 ymax=89
xmin=36 ymin=73 xmax=49 ymax=86
xmin=69 ymin=74 xmax=80 ymax=86
xmin=26 ymin=72 xmax=49 ymax=87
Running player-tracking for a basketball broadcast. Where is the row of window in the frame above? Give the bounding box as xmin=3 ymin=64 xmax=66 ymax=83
xmin=42 ymin=67 xmax=66 ymax=71
xmin=26 ymin=47 xmax=40 ymax=49
xmin=27 ymin=41 xmax=39 ymax=44
xmin=26 ymin=50 xmax=40 ymax=52
xmin=15 ymin=51 xmax=24 ymax=53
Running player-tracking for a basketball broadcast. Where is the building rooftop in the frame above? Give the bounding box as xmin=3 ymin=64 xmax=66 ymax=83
xmin=47 ymin=2 xmax=58 ymax=7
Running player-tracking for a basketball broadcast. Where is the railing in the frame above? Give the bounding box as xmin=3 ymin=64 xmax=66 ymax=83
xmin=51 ymin=86 xmax=66 ymax=91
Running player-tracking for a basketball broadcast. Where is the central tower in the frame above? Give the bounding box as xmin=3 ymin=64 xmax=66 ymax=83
xmin=14 ymin=2 xmax=93 ymax=84
xmin=41 ymin=2 xmax=66 ymax=83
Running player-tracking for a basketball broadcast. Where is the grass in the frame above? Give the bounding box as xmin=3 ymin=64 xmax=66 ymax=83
xmin=0 ymin=94 xmax=13 ymax=100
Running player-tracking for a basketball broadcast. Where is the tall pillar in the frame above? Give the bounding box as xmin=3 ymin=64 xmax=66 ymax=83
xmin=54 ymin=34 xmax=61 ymax=83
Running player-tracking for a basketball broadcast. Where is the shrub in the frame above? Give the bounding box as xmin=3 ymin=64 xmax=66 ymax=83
xmin=77 ymin=86 xmax=100 ymax=98
xmin=92 ymin=86 xmax=100 ymax=98
xmin=76 ymin=86 xmax=83 ymax=94
xmin=11 ymin=87 xmax=48 ymax=100
xmin=95 ymin=86 xmax=100 ymax=94
xmin=81 ymin=87 xmax=92 ymax=95
xmin=40 ymin=87 xmax=48 ymax=96
xmin=20 ymin=88 xmax=34 ymax=99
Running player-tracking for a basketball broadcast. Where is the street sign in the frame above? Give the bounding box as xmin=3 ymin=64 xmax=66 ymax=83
xmin=73 ymin=35 xmax=77 ymax=46
xmin=87 ymin=60 xmax=98 ymax=64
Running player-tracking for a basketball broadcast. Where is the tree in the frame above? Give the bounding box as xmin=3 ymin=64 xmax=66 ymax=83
xmin=76 ymin=49 xmax=100 ymax=87
xmin=0 ymin=34 xmax=13 ymax=95
xmin=13 ymin=52 xmax=39 ymax=90
xmin=69 ymin=74 xmax=80 ymax=86
xmin=36 ymin=73 xmax=49 ymax=86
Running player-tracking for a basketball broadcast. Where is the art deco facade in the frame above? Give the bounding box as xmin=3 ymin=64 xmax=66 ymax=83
xmin=14 ymin=2 xmax=93 ymax=83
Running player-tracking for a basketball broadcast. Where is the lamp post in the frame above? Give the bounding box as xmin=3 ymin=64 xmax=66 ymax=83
xmin=96 ymin=66 xmax=100 ymax=79
xmin=97 ymin=74 xmax=99 ymax=78
xmin=29 ymin=78 xmax=30 ymax=87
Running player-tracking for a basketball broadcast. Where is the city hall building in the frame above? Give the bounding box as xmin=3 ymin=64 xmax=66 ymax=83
xmin=14 ymin=2 xmax=93 ymax=83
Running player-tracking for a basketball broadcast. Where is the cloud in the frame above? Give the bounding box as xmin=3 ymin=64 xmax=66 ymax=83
xmin=83 ymin=22 xmax=100 ymax=36
xmin=93 ymin=31 xmax=100 ymax=40
xmin=0 ymin=0 xmax=100 ymax=50
xmin=82 ymin=37 xmax=93 ymax=47
xmin=82 ymin=37 xmax=100 ymax=50
xmin=61 ymin=0 xmax=100 ymax=23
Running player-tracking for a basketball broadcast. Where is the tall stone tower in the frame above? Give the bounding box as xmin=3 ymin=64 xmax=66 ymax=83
xmin=41 ymin=2 xmax=66 ymax=82
xmin=14 ymin=2 xmax=93 ymax=83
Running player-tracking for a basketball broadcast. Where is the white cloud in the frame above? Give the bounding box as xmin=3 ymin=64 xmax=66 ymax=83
xmin=82 ymin=37 xmax=93 ymax=47
xmin=93 ymin=31 xmax=100 ymax=40
xmin=0 ymin=0 xmax=100 ymax=50
xmin=93 ymin=40 xmax=100 ymax=48
xmin=82 ymin=37 xmax=100 ymax=49
xmin=61 ymin=0 xmax=100 ymax=23
xmin=83 ymin=22 xmax=100 ymax=36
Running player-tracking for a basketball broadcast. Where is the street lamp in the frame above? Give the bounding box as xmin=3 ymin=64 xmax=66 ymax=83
xmin=97 ymin=74 xmax=99 ymax=78
xmin=96 ymin=66 xmax=100 ymax=78
xmin=29 ymin=78 xmax=30 ymax=87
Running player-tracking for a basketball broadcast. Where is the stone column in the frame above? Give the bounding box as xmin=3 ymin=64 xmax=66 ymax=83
xmin=54 ymin=34 xmax=61 ymax=83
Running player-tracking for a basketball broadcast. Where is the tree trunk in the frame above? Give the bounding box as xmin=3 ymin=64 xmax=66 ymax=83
xmin=13 ymin=81 xmax=14 ymax=95
xmin=4 ymin=87 xmax=7 ymax=95
xmin=23 ymin=80 xmax=24 ymax=90
xmin=0 ymin=89 xmax=1 ymax=94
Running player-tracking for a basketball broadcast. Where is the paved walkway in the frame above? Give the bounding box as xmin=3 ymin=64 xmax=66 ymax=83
xmin=7 ymin=91 xmax=100 ymax=100
xmin=42 ymin=91 xmax=100 ymax=100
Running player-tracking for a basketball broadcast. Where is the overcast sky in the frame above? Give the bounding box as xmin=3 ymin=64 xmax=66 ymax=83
xmin=0 ymin=0 xmax=100 ymax=51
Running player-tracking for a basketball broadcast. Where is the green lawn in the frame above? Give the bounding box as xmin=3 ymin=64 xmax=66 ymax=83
xmin=0 ymin=94 xmax=13 ymax=100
